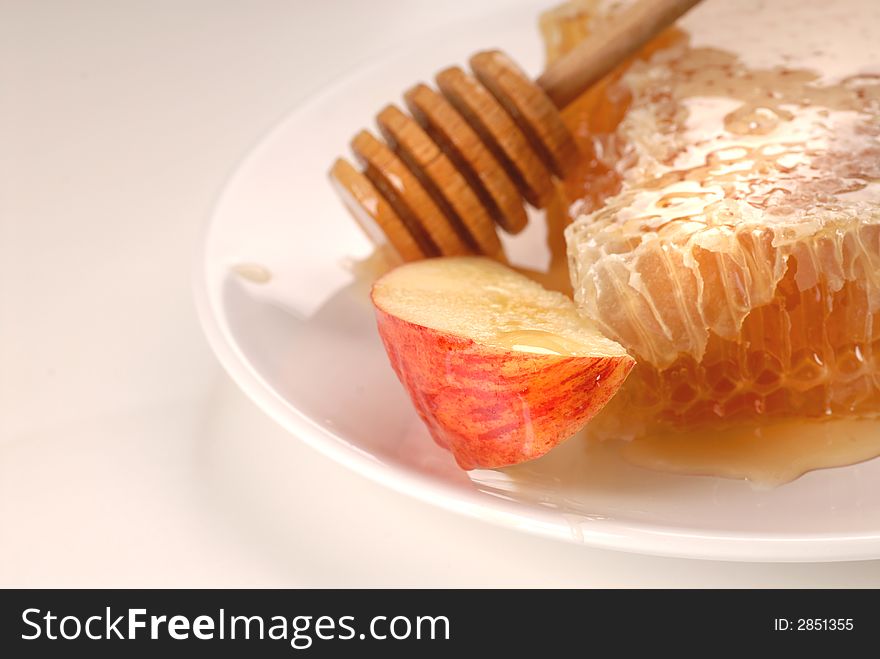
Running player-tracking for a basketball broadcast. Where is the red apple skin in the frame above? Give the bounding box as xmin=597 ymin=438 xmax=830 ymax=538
xmin=373 ymin=306 xmax=635 ymax=470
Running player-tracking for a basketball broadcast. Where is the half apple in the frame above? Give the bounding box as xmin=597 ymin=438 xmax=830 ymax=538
xmin=371 ymin=256 xmax=635 ymax=469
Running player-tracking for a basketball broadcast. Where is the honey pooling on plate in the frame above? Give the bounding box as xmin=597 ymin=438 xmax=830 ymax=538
xmin=542 ymin=0 xmax=880 ymax=438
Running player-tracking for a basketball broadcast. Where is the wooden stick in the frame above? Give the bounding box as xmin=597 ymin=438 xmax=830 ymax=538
xmin=537 ymin=0 xmax=702 ymax=108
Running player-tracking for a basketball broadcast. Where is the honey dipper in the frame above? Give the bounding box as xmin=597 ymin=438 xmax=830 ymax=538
xmin=330 ymin=0 xmax=701 ymax=262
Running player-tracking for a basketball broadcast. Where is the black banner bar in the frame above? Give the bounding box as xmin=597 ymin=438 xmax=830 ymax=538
xmin=0 ymin=589 xmax=874 ymax=656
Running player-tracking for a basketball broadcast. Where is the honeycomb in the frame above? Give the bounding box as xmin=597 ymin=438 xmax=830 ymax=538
xmin=542 ymin=0 xmax=880 ymax=433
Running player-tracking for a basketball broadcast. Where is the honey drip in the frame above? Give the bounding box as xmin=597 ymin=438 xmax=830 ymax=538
xmin=621 ymin=418 xmax=880 ymax=487
xmin=493 ymin=329 xmax=593 ymax=355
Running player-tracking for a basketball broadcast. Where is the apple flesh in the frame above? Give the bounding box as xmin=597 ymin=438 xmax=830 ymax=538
xmin=371 ymin=256 xmax=635 ymax=469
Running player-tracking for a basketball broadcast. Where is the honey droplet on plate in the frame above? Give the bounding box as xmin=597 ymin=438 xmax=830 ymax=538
xmin=620 ymin=417 xmax=880 ymax=487
xmin=232 ymin=263 xmax=272 ymax=284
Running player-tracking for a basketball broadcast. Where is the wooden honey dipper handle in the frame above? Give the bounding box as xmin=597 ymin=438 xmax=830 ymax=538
xmin=538 ymin=0 xmax=701 ymax=108
xmin=331 ymin=0 xmax=703 ymax=263
xmin=538 ymin=0 xmax=702 ymax=108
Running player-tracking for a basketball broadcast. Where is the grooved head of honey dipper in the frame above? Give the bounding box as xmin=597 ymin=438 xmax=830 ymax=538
xmin=376 ymin=104 xmax=506 ymax=261
xmin=436 ymin=66 xmax=555 ymax=209
xmin=329 ymin=158 xmax=430 ymax=262
xmin=469 ymin=50 xmax=580 ymax=179
xmin=404 ymin=82 xmax=529 ymax=234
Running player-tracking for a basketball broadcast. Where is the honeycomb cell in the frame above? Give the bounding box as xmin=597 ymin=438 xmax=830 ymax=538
xmin=710 ymin=375 xmax=737 ymax=399
xmin=836 ymin=345 xmax=867 ymax=380
xmin=788 ymin=351 xmax=828 ymax=389
xmin=671 ymin=382 xmax=698 ymax=405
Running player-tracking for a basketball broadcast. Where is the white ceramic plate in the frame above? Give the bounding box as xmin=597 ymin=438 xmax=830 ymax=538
xmin=194 ymin=1 xmax=880 ymax=562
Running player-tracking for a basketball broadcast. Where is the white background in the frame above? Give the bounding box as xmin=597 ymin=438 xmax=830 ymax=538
xmin=4 ymin=0 xmax=880 ymax=586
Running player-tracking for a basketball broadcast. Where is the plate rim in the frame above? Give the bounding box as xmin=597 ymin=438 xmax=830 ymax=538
xmin=191 ymin=39 xmax=880 ymax=565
